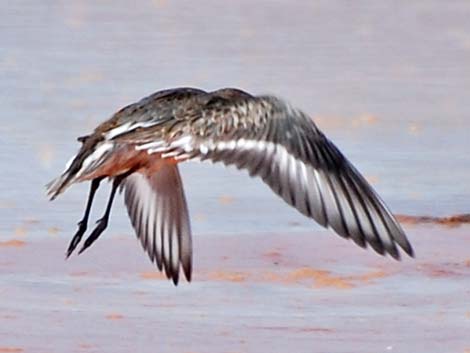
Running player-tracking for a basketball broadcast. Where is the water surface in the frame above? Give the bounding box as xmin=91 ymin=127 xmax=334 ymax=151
xmin=1 ymin=2 xmax=469 ymax=352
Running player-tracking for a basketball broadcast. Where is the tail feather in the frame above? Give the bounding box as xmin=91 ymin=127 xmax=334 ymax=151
xmin=46 ymin=172 xmax=75 ymax=200
xmin=46 ymin=138 xmax=113 ymax=200
xmin=46 ymin=152 xmax=81 ymax=200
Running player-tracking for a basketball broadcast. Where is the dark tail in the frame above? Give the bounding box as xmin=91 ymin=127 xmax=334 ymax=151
xmin=46 ymin=136 xmax=108 ymax=200
xmin=46 ymin=152 xmax=82 ymax=200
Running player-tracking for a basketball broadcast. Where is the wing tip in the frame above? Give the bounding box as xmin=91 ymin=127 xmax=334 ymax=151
xmin=381 ymin=239 xmax=415 ymax=261
xmin=363 ymin=231 xmax=414 ymax=261
xmin=390 ymin=227 xmax=415 ymax=260
xmin=400 ymin=241 xmax=415 ymax=259
xmin=171 ymin=272 xmax=179 ymax=286
xmin=183 ymin=263 xmax=192 ymax=282
xmin=168 ymin=265 xmax=192 ymax=285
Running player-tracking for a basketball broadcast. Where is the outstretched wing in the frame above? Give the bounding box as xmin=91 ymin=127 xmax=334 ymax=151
xmin=121 ymin=163 xmax=192 ymax=284
xmin=159 ymin=93 xmax=414 ymax=259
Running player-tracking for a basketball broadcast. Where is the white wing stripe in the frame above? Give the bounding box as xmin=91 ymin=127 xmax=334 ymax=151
xmin=186 ymin=133 xmax=410 ymax=259
xmin=106 ymin=121 xmax=163 ymax=140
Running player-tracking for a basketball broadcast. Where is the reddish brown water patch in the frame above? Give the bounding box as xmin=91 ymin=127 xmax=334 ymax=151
xmin=346 ymin=270 xmax=389 ymax=283
xmin=420 ymin=264 xmax=462 ymax=278
xmin=139 ymin=271 xmax=166 ymax=280
xmin=260 ymin=272 xmax=284 ymax=282
xmin=218 ymin=195 xmax=234 ymax=205
xmin=48 ymin=227 xmax=60 ymax=235
xmin=206 ymin=271 xmax=248 ymax=283
xmin=13 ymin=227 xmax=27 ymax=237
xmin=62 ymin=299 xmax=74 ymax=306
xmin=263 ymin=250 xmax=283 ymax=263
xmin=0 ymin=240 xmax=26 ymax=248
xmin=397 ymin=213 xmax=470 ymax=227
xmin=285 ymin=268 xmax=354 ymax=289
xmin=0 ymin=348 xmax=23 ymax=353
xmin=201 ymin=267 xmax=390 ymax=288
xmin=105 ymin=313 xmax=124 ymax=320
xmin=78 ymin=343 xmax=94 ymax=350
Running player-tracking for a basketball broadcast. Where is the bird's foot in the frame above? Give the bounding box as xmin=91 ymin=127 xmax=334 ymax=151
xmin=66 ymin=220 xmax=87 ymax=259
xmin=78 ymin=217 xmax=108 ymax=255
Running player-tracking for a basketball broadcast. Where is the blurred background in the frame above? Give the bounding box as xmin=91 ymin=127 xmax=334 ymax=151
xmin=2 ymin=0 xmax=470 ymax=239
xmin=1 ymin=2 xmax=470 ymax=353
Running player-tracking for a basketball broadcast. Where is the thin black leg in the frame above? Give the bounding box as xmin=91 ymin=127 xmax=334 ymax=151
xmin=78 ymin=173 xmax=128 ymax=255
xmin=66 ymin=178 xmax=103 ymax=258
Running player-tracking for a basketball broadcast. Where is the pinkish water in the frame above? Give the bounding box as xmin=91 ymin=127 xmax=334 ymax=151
xmin=1 ymin=1 xmax=469 ymax=352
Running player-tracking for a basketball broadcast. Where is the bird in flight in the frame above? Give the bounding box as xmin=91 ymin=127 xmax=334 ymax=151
xmin=47 ymin=87 xmax=414 ymax=285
